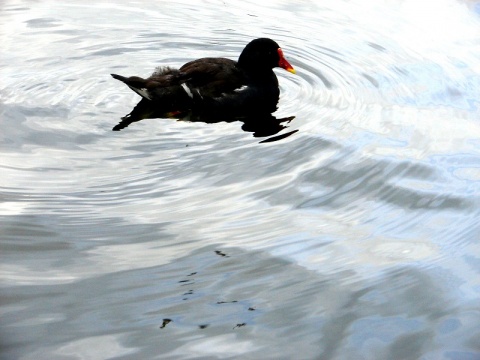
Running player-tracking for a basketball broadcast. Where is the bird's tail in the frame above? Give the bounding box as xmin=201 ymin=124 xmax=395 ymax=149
xmin=111 ymin=74 xmax=153 ymax=100
xmin=111 ymin=74 xmax=128 ymax=82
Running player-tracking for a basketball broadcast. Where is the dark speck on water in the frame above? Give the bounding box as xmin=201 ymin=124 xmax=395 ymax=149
xmin=160 ymin=319 xmax=172 ymax=329
xmin=215 ymin=250 xmax=229 ymax=257
xmin=233 ymin=323 xmax=247 ymax=329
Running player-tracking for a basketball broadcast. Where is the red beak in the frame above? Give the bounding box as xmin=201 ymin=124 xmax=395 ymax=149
xmin=277 ymin=48 xmax=296 ymax=74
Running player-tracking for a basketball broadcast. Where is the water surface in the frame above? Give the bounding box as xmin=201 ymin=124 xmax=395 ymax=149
xmin=1 ymin=0 xmax=480 ymax=359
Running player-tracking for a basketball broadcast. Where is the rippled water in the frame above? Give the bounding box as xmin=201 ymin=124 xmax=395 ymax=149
xmin=1 ymin=0 xmax=480 ymax=359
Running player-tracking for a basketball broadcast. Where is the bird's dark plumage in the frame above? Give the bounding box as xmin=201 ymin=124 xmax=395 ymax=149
xmin=111 ymin=38 xmax=295 ymax=117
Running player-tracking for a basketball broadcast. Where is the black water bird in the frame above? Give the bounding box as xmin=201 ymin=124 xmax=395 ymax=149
xmin=111 ymin=38 xmax=295 ymax=117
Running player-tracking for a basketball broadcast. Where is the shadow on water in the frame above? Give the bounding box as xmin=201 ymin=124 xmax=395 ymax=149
xmin=3 ymin=230 xmax=475 ymax=360
xmin=112 ymin=98 xmax=298 ymax=142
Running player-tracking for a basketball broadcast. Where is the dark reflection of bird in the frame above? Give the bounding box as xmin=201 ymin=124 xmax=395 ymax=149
xmin=112 ymin=97 xmax=297 ymax=141
xmin=111 ymin=38 xmax=295 ymax=118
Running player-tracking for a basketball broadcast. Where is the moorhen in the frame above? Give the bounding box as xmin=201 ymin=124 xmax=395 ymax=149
xmin=111 ymin=38 xmax=295 ymax=117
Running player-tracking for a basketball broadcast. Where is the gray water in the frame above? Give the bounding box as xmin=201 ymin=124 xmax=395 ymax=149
xmin=1 ymin=0 xmax=480 ymax=359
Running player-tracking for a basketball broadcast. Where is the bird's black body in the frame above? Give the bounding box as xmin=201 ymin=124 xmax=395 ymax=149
xmin=111 ymin=38 xmax=295 ymax=117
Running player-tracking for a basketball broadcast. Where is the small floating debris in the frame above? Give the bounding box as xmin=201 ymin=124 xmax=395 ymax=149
xmin=233 ymin=323 xmax=246 ymax=329
xmin=214 ymin=250 xmax=229 ymax=257
xmin=159 ymin=319 xmax=172 ymax=329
